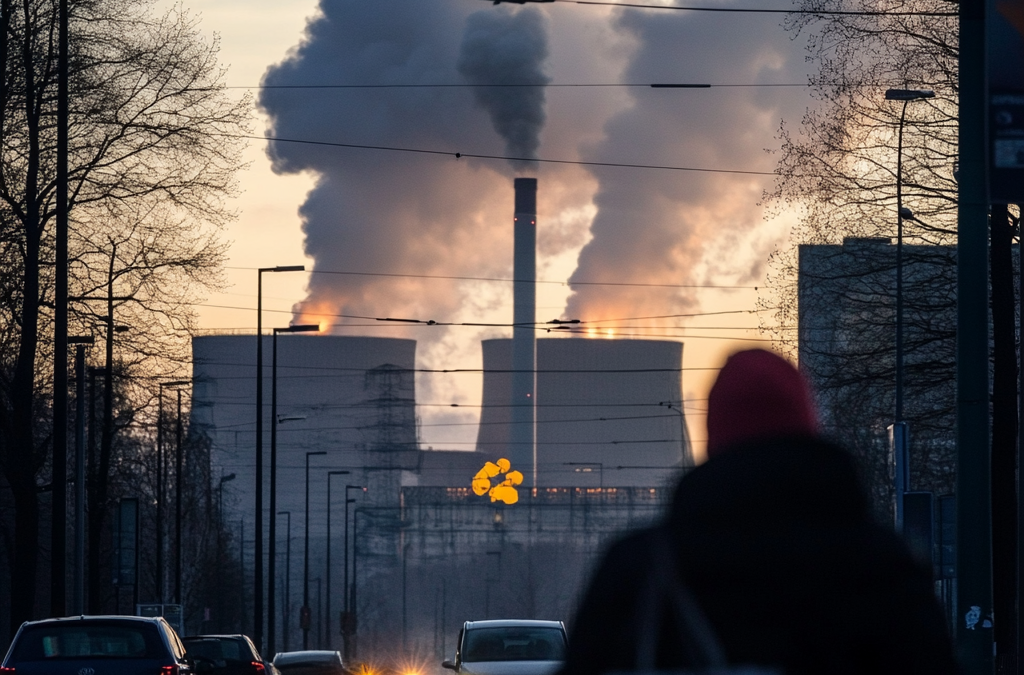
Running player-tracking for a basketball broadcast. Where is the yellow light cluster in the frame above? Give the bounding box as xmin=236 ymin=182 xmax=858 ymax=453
xmin=471 ymin=457 xmax=523 ymax=505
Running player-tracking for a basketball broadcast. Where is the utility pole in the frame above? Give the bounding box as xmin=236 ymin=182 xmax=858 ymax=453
xmin=325 ymin=470 xmax=350 ymax=649
xmin=52 ymin=0 xmax=70 ymax=619
xmin=175 ymin=388 xmax=183 ymax=605
xmin=956 ymin=0 xmax=993 ymax=672
xmin=70 ymin=337 xmax=94 ymax=615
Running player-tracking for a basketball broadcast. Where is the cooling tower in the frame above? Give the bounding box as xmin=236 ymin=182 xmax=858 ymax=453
xmin=477 ymin=338 xmax=691 ymax=487
xmin=510 ymin=177 xmax=538 ymax=485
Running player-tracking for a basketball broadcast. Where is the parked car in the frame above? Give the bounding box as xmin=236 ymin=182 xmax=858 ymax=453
xmin=182 ymin=634 xmax=279 ymax=674
xmin=0 ymin=614 xmax=193 ymax=674
xmin=273 ymin=650 xmax=346 ymax=675
xmin=442 ymin=620 xmax=567 ymax=675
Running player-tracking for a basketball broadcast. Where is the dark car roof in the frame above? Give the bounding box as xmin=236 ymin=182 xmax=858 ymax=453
xmin=20 ymin=615 xmax=170 ymax=627
xmin=274 ymin=650 xmax=343 ymax=666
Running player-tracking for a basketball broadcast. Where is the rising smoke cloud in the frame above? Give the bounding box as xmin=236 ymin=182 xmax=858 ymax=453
xmin=563 ymin=9 xmax=810 ymax=325
xmin=458 ymin=8 xmax=551 ymax=172
xmin=256 ymin=0 xmax=810 ymax=447
xmin=257 ymin=0 xmax=577 ymax=444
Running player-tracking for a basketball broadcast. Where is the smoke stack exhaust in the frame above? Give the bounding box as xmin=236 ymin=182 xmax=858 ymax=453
xmin=510 ymin=177 xmax=537 ymax=485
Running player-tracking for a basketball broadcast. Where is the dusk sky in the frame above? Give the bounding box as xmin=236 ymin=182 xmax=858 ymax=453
xmin=162 ymin=0 xmax=816 ymax=459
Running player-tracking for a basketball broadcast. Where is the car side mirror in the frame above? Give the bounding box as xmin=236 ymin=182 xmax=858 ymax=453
xmin=442 ymin=660 xmax=458 ymax=670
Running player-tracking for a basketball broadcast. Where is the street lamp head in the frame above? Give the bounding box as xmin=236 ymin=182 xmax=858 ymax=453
xmin=273 ymin=265 xmax=305 ymax=273
xmin=161 ymin=380 xmax=190 ymax=388
xmin=68 ymin=335 xmax=94 ymax=345
xmin=307 ymin=451 xmax=327 ymax=458
xmin=328 ymin=470 xmax=351 ymax=476
xmin=277 ymin=415 xmax=307 ymax=424
xmin=220 ymin=473 xmax=236 ymax=484
xmin=114 ymin=325 xmax=131 ymax=333
xmin=884 ymin=88 xmax=935 ymax=101
xmin=278 ymin=510 xmax=290 ymax=516
xmin=899 ymin=206 xmax=915 ymax=220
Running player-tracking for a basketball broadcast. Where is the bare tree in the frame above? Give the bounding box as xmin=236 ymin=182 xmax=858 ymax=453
xmin=759 ymin=0 xmax=960 ymax=502
xmin=0 ymin=0 xmax=248 ymax=633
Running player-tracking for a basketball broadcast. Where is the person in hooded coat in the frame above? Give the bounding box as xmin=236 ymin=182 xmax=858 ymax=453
xmin=559 ymin=349 xmax=959 ymax=675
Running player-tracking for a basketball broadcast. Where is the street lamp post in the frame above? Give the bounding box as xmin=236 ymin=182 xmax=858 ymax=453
xmin=175 ymin=386 xmax=186 ymax=605
xmin=217 ymin=473 xmax=236 ymax=632
xmin=268 ymin=323 xmax=318 ymax=654
xmin=351 ymin=508 xmax=365 ymax=660
xmin=343 ymin=485 xmax=366 ymax=662
xmin=325 ymin=470 xmax=351 ymax=649
xmin=278 ymin=511 xmax=292 ymax=652
xmin=255 ymin=264 xmax=304 ymax=650
xmin=884 ymin=87 xmax=934 ymax=531
xmin=158 ymin=380 xmax=188 ymax=604
xmin=69 ymin=336 xmax=94 ymax=615
xmin=303 ymin=451 xmax=327 ymax=649
xmin=314 ymin=576 xmax=323 ymax=649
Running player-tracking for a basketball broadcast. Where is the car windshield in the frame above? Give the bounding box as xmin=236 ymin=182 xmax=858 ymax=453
xmin=462 ymin=627 xmax=566 ymax=662
xmin=183 ymin=637 xmax=251 ymax=663
xmin=10 ymin=621 xmax=164 ymax=661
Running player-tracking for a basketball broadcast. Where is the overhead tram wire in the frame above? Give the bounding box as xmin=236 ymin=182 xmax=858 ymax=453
xmin=549 ymin=0 xmax=955 ymax=16
xmin=228 ymin=133 xmax=775 ymax=177
xmin=179 ymin=361 xmax=718 ymax=374
xmin=185 ymin=399 xmax=709 ymax=410
xmin=232 ymin=82 xmax=810 ymax=90
xmin=196 ymin=301 xmax=764 ymax=325
xmin=191 ymin=412 xmax=687 ymax=433
xmin=223 ymin=265 xmax=761 ymax=290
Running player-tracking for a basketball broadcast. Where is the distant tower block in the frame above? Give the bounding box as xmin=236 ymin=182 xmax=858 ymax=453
xmin=510 ymin=177 xmax=538 ymax=485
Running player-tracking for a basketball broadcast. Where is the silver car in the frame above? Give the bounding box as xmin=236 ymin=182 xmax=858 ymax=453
xmin=442 ymin=620 xmax=567 ymax=675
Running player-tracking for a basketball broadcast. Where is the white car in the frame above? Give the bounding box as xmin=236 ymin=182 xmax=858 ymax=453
xmin=442 ymin=620 xmax=567 ymax=675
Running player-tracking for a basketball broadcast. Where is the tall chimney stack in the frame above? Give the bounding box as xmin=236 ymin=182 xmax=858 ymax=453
xmin=510 ymin=177 xmax=537 ymax=486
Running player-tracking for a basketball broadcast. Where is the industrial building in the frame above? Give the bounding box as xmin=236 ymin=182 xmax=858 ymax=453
xmin=189 ymin=332 xmax=690 ymax=658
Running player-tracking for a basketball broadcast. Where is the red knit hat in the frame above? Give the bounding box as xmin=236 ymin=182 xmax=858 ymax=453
xmin=706 ymin=349 xmax=819 ymax=458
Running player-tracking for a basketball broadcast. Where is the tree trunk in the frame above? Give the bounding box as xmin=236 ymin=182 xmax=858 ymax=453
xmin=5 ymin=0 xmax=47 ymax=630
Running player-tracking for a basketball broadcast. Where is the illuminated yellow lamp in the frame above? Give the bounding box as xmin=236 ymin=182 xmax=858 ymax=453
xmin=496 ymin=457 xmax=511 ymax=473
xmin=482 ymin=461 xmax=502 ymax=478
xmin=606 ymin=329 xmax=615 ymax=338
xmin=587 ymin=328 xmax=597 ymax=337
xmin=472 ymin=474 xmax=491 ymax=496
xmin=490 ymin=483 xmax=519 ymax=505
xmin=505 ymin=470 xmax=524 ymax=486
